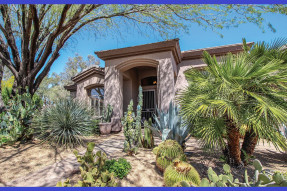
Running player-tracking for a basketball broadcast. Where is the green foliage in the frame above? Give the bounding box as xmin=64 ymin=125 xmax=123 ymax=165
xmin=1 ymin=76 xmax=14 ymax=105
xmin=0 ymin=89 xmax=41 ymax=146
xmin=200 ymin=159 xmax=287 ymax=187
xmin=164 ymin=159 xmax=201 ymax=187
xmin=153 ymin=140 xmax=187 ymax=172
xmin=150 ymin=101 xmax=190 ymax=148
xmin=33 ymin=98 xmax=93 ymax=148
xmin=57 ymin=142 xmax=117 ymax=187
xmin=122 ymin=86 xmax=143 ymax=155
xmin=103 ymin=158 xmax=132 ymax=179
xmin=178 ymin=39 xmax=287 ymax=153
xmin=91 ymin=119 xmax=100 ymax=135
xmin=141 ymin=119 xmax=154 ymax=148
xmin=101 ymin=104 xmax=113 ymax=123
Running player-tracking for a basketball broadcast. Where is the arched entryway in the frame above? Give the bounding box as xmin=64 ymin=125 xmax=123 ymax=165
xmin=117 ymin=59 xmax=158 ymax=120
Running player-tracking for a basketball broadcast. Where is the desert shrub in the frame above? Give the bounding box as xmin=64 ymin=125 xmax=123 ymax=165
xmin=153 ymin=139 xmax=186 ymax=172
xmin=0 ymin=89 xmax=41 ymax=146
xmin=33 ymin=98 xmax=93 ymax=148
xmin=103 ymin=158 xmax=132 ymax=179
xmin=164 ymin=159 xmax=201 ymax=187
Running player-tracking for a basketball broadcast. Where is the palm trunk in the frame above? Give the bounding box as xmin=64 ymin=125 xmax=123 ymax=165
xmin=241 ymin=127 xmax=258 ymax=165
xmin=226 ymin=119 xmax=243 ymax=167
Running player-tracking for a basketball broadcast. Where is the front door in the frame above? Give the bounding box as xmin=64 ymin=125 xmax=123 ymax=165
xmin=142 ymin=89 xmax=156 ymax=121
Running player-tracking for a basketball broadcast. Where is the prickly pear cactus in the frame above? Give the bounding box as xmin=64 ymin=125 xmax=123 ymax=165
xmin=200 ymin=159 xmax=287 ymax=187
xmin=164 ymin=159 xmax=201 ymax=187
xmin=154 ymin=140 xmax=186 ymax=172
xmin=56 ymin=142 xmax=118 ymax=187
xmin=122 ymin=86 xmax=143 ymax=155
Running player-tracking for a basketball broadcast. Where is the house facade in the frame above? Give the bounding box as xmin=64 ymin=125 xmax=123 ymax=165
xmin=65 ymin=39 xmax=252 ymax=132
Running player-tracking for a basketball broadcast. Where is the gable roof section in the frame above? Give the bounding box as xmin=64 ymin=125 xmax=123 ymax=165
xmin=182 ymin=42 xmax=254 ymax=60
xmin=71 ymin=66 xmax=104 ymax=83
xmin=95 ymin=39 xmax=182 ymax=64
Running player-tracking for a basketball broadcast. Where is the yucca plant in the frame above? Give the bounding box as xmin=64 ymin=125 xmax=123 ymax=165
xmin=33 ymin=98 xmax=93 ymax=148
xmin=178 ymin=38 xmax=287 ymax=166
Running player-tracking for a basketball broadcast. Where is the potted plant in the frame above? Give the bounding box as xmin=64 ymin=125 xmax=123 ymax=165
xmin=99 ymin=104 xmax=113 ymax=135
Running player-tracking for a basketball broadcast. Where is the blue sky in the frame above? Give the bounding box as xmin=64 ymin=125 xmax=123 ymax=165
xmin=50 ymin=12 xmax=287 ymax=74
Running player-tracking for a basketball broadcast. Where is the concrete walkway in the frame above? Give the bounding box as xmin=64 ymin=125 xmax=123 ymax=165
xmin=6 ymin=134 xmax=125 ymax=187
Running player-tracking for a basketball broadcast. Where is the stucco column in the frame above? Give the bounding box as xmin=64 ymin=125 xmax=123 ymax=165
xmin=158 ymin=58 xmax=175 ymax=111
xmin=104 ymin=65 xmax=123 ymax=118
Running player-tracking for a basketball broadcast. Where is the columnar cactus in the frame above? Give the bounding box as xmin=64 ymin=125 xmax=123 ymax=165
xmin=141 ymin=119 xmax=154 ymax=148
xmin=164 ymin=159 xmax=201 ymax=187
xmin=122 ymin=86 xmax=143 ymax=155
xmin=154 ymin=140 xmax=186 ymax=172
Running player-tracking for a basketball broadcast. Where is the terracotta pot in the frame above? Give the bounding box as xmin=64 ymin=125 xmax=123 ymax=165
xmin=99 ymin=122 xmax=112 ymax=135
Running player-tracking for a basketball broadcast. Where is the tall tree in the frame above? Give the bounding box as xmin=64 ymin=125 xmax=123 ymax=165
xmin=36 ymin=54 xmax=99 ymax=103
xmin=0 ymin=4 xmax=286 ymax=104
xmin=178 ymin=40 xmax=287 ymax=166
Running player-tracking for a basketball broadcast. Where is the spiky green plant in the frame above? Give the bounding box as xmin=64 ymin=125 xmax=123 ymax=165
xmin=33 ymin=98 xmax=93 ymax=148
xmin=122 ymin=86 xmax=143 ymax=154
xmin=150 ymin=101 xmax=191 ymax=148
xmin=164 ymin=159 xmax=201 ymax=187
xmin=154 ymin=139 xmax=186 ymax=172
xmin=178 ymin=38 xmax=287 ymax=166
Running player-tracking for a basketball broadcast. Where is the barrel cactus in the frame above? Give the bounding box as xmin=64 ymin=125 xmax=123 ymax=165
xmin=154 ymin=140 xmax=186 ymax=172
xmin=164 ymin=159 xmax=201 ymax=187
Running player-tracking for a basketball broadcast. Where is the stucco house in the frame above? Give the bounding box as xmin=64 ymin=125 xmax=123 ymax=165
xmin=65 ymin=39 xmax=252 ymax=132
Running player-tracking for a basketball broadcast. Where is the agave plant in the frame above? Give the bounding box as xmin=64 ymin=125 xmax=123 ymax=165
xmin=33 ymin=98 xmax=93 ymax=148
xmin=149 ymin=101 xmax=190 ymax=147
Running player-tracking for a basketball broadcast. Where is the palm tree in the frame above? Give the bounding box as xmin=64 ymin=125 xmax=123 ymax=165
xmin=178 ymin=39 xmax=287 ymax=166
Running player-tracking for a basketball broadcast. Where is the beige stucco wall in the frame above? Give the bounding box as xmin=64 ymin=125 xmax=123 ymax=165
xmin=76 ymin=73 xmax=105 ymax=105
xmin=104 ymin=51 xmax=177 ymax=118
xmin=174 ymin=58 xmax=207 ymax=95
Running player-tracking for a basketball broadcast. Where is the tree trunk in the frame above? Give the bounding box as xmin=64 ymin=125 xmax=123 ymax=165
xmin=225 ymin=119 xmax=243 ymax=167
xmin=0 ymin=62 xmax=5 ymax=113
xmin=241 ymin=127 xmax=258 ymax=165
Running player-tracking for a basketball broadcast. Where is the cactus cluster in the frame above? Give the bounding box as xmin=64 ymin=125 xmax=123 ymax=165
xmin=164 ymin=159 xmax=201 ymax=187
xmin=56 ymin=142 xmax=117 ymax=187
xmin=101 ymin=104 xmax=113 ymax=123
xmin=153 ymin=140 xmax=186 ymax=172
xmin=141 ymin=119 xmax=154 ymax=148
xmin=150 ymin=101 xmax=190 ymax=148
xmin=122 ymin=86 xmax=143 ymax=155
xmin=199 ymin=159 xmax=287 ymax=187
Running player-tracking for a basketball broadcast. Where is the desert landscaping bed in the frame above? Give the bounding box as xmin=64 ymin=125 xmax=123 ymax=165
xmin=66 ymin=138 xmax=287 ymax=187
xmin=0 ymin=133 xmax=118 ymax=186
xmin=1 ymin=134 xmax=286 ymax=187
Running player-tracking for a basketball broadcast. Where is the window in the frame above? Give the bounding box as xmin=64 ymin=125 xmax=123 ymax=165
xmin=141 ymin=76 xmax=157 ymax=86
xmin=90 ymin=87 xmax=104 ymax=117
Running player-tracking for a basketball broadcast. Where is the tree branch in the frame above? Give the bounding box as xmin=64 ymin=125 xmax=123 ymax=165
xmin=0 ymin=5 xmax=21 ymax=70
